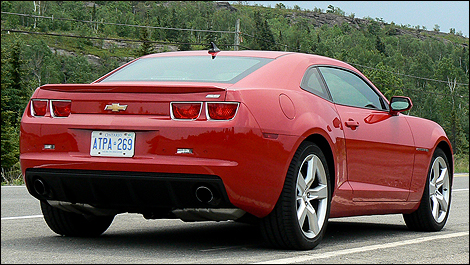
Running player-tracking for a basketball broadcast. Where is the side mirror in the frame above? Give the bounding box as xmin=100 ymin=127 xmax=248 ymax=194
xmin=389 ymin=96 xmax=412 ymax=116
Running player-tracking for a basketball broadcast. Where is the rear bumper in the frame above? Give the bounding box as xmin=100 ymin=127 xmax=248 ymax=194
xmin=25 ymin=168 xmax=234 ymax=213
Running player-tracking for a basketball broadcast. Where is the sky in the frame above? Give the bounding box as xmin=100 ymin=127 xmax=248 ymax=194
xmin=248 ymin=1 xmax=469 ymax=37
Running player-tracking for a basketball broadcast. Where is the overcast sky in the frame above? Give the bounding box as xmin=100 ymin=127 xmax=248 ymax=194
xmin=247 ymin=1 xmax=469 ymax=37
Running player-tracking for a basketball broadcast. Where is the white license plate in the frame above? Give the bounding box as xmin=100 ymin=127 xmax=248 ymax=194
xmin=90 ymin=131 xmax=135 ymax=157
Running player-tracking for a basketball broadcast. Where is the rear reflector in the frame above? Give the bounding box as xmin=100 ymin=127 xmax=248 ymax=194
xmin=171 ymin=102 xmax=202 ymax=120
xmin=207 ymin=102 xmax=239 ymax=120
xmin=31 ymin=99 xmax=48 ymax=116
xmin=51 ymin=100 xmax=71 ymax=117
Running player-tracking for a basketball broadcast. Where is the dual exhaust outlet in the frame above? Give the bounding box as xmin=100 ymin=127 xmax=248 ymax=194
xmin=195 ymin=185 xmax=217 ymax=205
xmin=33 ymin=178 xmax=49 ymax=197
xmin=34 ymin=178 xmax=219 ymax=205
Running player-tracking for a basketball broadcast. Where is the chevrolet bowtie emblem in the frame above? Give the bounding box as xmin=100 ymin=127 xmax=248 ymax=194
xmin=104 ymin=103 xmax=127 ymax=112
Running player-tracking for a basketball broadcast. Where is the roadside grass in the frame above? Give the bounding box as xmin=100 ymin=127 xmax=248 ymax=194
xmin=1 ymin=163 xmax=23 ymax=186
xmin=2 ymin=154 xmax=468 ymax=186
xmin=454 ymin=153 xmax=469 ymax=173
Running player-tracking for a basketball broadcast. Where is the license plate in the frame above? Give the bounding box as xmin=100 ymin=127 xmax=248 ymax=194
xmin=90 ymin=131 xmax=135 ymax=157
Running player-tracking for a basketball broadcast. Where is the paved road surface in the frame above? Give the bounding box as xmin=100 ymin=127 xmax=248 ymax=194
xmin=2 ymin=173 xmax=468 ymax=263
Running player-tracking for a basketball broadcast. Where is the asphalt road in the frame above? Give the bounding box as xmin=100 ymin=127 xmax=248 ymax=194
xmin=2 ymin=173 xmax=468 ymax=264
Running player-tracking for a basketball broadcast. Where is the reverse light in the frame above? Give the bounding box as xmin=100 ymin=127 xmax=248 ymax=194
xmin=31 ymin=99 xmax=48 ymax=117
xmin=43 ymin=144 xmax=55 ymax=150
xmin=171 ymin=102 xmax=202 ymax=120
xmin=51 ymin=100 xmax=72 ymax=117
xmin=207 ymin=102 xmax=239 ymax=120
xmin=176 ymin=148 xmax=193 ymax=154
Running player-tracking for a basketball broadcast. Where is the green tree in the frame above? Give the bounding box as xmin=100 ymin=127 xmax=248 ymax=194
xmin=61 ymin=55 xmax=96 ymax=84
xmin=134 ymin=27 xmax=156 ymax=57
xmin=1 ymin=39 xmax=32 ymax=169
xmin=364 ymin=62 xmax=404 ymax=100
xmin=367 ymin=19 xmax=381 ymax=36
xmin=178 ymin=23 xmax=192 ymax=51
xmin=1 ymin=119 xmax=19 ymax=169
xmin=275 ymin=3 xmax=286 ymax=9
xmin=253 ymin=11 xmax=275 ymax=50
xmin=326 ymin=5 xmax=345 ymax=16
xmin=3 ymin=39 xmax=31 ymax=126
xmin=1 ymin=44 xmax=18 ymax=169
xmin=375 ymin=36 xmax=386 ymax=56
xmin=25 ymin=39 xmax=63 ymax=87
xmin=433 ymin=58 xmax=467 ymax=154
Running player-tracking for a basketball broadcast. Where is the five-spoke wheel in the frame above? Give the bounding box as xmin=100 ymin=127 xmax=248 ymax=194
xmin=296 ymin=154 xmax=329 ymax=239
xmin=261 ymin=141 xmax=331 ymax=250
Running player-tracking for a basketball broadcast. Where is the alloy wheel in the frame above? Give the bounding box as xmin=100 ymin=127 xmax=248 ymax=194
xmin=296 ymin=154 xmax=329 ymax=239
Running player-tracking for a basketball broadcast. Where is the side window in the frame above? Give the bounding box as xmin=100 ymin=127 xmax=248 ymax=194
xmin=318 ymin=67 xmax=386 ymax=110
xmin=300 ymin=67 xmax=331 ymax=101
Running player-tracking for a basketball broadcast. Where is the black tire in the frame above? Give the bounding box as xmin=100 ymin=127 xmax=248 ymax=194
xmin=403 ymin=148 xmax=452 ymax=231
xmin=260 ymin=141 xmax=331 ymax=250
xmin=41 ymin=201 xmax=115 ymax=237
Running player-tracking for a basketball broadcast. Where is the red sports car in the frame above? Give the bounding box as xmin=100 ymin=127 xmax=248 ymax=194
xmin=20 ymin=48 xmax=453 ymax=250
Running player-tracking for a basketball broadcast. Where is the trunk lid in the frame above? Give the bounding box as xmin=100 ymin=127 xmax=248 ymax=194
xmin=36 ymin=82 xmax=229 ymax=117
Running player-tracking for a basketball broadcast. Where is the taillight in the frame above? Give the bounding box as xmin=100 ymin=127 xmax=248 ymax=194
xmin=171 ymin=102 xmax=202 ymax=120
xmin=51 ymin=100 xmax=71 ymax=117
xmin=207 ymin=102 xmax=239 ymax=120
xmin=31 ymin=99 xmax=48 ymax=116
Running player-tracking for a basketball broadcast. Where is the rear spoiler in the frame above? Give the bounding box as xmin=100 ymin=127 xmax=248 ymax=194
xmin=39 ymin=83 xmax=227 ymax=93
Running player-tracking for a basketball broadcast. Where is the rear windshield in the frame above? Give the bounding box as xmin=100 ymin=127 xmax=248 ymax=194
xmin=100 ymin=56 xmax=273 ymax=83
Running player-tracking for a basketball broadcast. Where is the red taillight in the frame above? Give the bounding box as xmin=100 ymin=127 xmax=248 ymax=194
xmin=171 ymin=102 xmax=202 ymax=120
xmin=207 ymin=102 xmax=239 ymax=120
xmin=51 ymin=100 xmax=71 ymax=117
xmin=31 ymin=99 xmax=48 ymax=116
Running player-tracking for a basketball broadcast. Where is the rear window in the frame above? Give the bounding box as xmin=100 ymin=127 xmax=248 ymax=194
xmin=100 ymin=56 xmax=273 ymax=83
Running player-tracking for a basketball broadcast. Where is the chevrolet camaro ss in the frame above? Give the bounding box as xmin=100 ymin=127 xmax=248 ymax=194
xmin=20 ymin=48 xmax=453 ymax=250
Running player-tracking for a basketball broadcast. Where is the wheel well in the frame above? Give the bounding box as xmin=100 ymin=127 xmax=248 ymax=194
xmin=304 ymin=134 xmax=335 ymax=195
xmin=437 ymin=141 xmax=454 ymax=178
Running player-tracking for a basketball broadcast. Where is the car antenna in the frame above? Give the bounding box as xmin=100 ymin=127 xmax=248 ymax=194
xmin=208 ymin=42 xmax=220 ymax=59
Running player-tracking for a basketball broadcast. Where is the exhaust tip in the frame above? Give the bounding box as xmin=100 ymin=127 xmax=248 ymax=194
xmin=195 ymin=186 xmax=214 ymax=204
xmin=33 ymin=178 xmax=48 ymax=196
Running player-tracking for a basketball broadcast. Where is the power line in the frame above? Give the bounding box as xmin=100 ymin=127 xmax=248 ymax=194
xmin=240 ymin=32 xmax=295 ymax=51
xmin=1 ymin=11 xmax=236 ymax=34
xmin=1 ymin=11 xmax=469 ymax=86
xmin=3 ymin=10 xmax=469 ymax=88
xmin=3 ymin=29 xmax=468 ymax=99
xmin=4 ymin=28 xmax=467 ymax=96
xmin=242 ymin=31 xmax=470 ymax=87
xmin=2 ymin=11 xmax=298 ymax=51
xmin=1 ymin=29 xmax=252 ymax=49
xmin=350 ymin=62 xmax=469 ymax=87
xmin=4 ymin=27 xmax=467 ymax=91
xmin=373 ymin=82 xmax=469 ymax=99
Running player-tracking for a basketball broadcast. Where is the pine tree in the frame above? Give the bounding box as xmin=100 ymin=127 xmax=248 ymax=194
xmin=1 ymin=40 xmax=29 ymax=169
xmin=134 ymin=27 xmax=155 ymax=57
xmin=253 ymin=11 xmax=275 ymax=50
xmin=5 ymin=39 xmax=30 ymax=126
xmin=375 ymin=36 xmax=387 ymax=56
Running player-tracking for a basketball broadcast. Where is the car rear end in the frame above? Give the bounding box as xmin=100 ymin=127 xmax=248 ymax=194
xmin=20 ymin=51 xmax=296 ymax=219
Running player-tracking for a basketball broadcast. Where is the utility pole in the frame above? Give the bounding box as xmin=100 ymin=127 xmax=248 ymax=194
xmin=234 ymin=18 xmax=240 ymax=51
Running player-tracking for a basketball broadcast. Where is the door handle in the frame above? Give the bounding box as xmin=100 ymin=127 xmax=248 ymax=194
xmin=345 ymin=119 xmax=359 ymax=129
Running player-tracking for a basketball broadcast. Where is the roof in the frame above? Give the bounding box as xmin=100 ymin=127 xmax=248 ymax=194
xmin=143 ymin=50 xmax=293 ymax=59
xmin=143 ymin=50 xmax=350 ymax=66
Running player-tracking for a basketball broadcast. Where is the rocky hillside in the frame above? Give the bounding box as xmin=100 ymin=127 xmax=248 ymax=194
xmin=218 ymin=2 xmax=467 ymax=46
